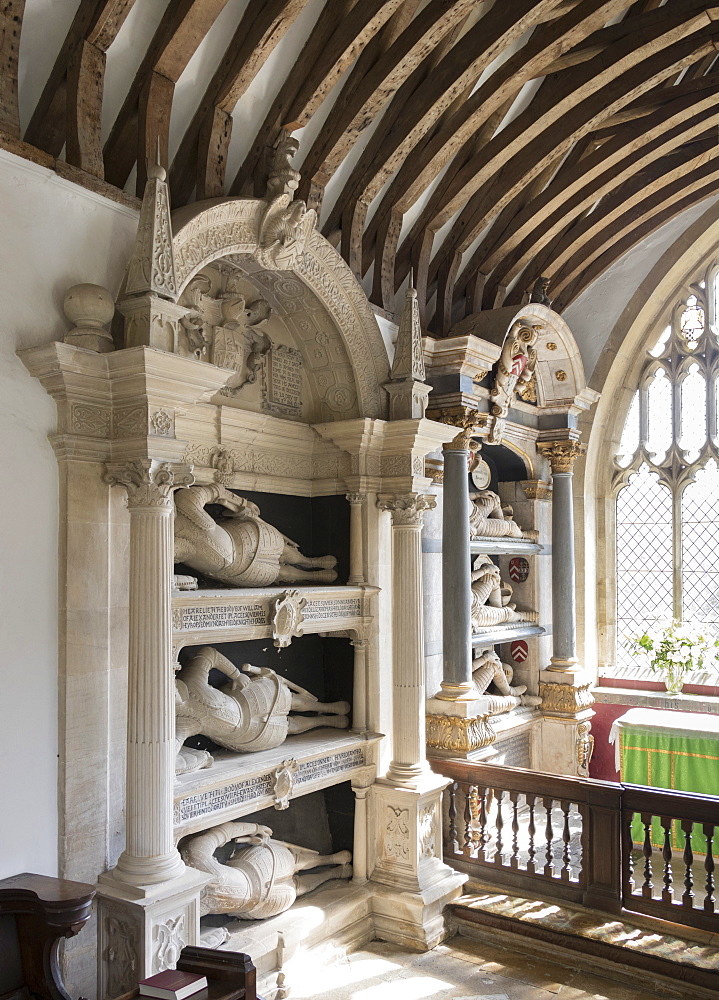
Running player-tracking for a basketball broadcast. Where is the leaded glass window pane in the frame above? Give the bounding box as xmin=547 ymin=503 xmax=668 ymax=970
xmin=616 ymin=469 xmax=673 ymax=668
xmin=679 ymin=364 xmax=706 ymax=462
xmin=681 ymin=462 xmax=719 ymax=635
xmin=646 ymin=368 xmax=672 ymax=460
xmin=680 ymin=295 xmax=704 ymax=350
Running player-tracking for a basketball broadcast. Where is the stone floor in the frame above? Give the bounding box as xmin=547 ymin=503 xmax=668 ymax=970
xmin=285 ymin=935 xmax=678 ymax=1000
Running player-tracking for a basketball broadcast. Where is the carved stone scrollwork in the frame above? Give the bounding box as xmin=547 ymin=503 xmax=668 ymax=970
xmin=385 ymin=806 xmax=410 ymax=860
xmin=273 ymin=759 xmax=299 ymax=809
xmin=105 ymin=915 xmax=137 ymax=997
xmin=576 ymin=721 xmax=595 ymax=777
xmin=154 ymin=914 xmax=186 ymax=972
xmin=345 ymin=492 xmax=367 ymax=506
xmin=426 ymin=713 xmax=496 ymax=752
xmin=537 ymin=439 xmax=586 ymax=475
xmin=419 ymin=805 xmax=436 ymax=860
xmin=488 ymin=320 xmax=541 ymax=444
xmin=104 ymin=460 xmax=194 ymax=509
xmin=377 ymin=492 xmax=436 ymax=526
xmin=271 ymin=590 xmax=307 ymax=649
xmin=211 ymin=446 xmax=236 ymax=486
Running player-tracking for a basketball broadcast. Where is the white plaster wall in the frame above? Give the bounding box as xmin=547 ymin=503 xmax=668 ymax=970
xmin=0 ymin=150 xmax=137 ymax=879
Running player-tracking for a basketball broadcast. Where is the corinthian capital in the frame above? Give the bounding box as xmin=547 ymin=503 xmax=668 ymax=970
xmin=537 ymin=438 xmax=586 ymax=475
xmin=439 ymin=407 xmax=484 ymax=450
xmin=104 ymin=459 xmax=194 ymax=508
xmin=377 ymin=492 xmax=436 ymax=526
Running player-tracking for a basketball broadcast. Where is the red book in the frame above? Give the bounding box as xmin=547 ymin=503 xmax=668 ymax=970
xmin=138 ymin=971 xmax=208 ymax=1000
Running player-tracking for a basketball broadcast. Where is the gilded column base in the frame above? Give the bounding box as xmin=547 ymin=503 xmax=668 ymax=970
xmin=426 ymin=713 xmax=496 ymax=753
xmin=538 ymin=679 xmax=595 ymax=716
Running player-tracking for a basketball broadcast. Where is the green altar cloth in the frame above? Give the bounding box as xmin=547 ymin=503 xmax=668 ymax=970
xmin=610 ymin=707 xmax=719 ymax=852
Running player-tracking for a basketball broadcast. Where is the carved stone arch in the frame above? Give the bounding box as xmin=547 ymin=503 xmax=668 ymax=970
xmin=507 ymin=303 xmax=587 ymax=408
xmin=170 ymin=198 xmax=389 ymax=420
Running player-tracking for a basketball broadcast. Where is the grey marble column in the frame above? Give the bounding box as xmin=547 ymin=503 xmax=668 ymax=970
xmin=105 ymin=459 xmax=193 ymax=885
xmin=538 ymin=440 xmax=585 ymax=672
xmin=438 ymin=444 xmax=474 ymax=698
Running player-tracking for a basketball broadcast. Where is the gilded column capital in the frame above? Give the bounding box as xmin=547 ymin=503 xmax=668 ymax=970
xmin=377 ymin=492 xmax=436 ymax=526
xmin=537 ymin=438 xmax=586 ymax=475
xmin=104 ymin=459 xmax=194 ymax=509
xmin=439 ymin=407 xmax=485 ymax=450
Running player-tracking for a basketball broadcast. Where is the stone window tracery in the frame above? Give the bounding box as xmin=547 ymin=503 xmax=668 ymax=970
xmin=613 ymin=272 xmax=719 ymax=673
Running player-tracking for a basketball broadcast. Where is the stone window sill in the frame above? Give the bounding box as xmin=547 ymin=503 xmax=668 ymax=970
xmin=593 ymin=686 xmax=719 ymax=714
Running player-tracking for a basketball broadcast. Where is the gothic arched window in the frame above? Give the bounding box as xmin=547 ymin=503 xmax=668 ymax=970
xmin=614 ymin=279 xmax=719 ymax=670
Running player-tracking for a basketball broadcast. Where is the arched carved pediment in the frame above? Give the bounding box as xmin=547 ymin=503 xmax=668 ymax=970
xmin=171 ymin=199 xmax=389 ymax=420
xmin=510 ymin=303 xmax=586 ymax=408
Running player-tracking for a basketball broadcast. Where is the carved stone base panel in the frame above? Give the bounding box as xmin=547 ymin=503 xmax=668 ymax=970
xmin=97 ymin=867 xmax=208 ymax=999
xmin=174 ymin=731 xmax=382 ymax=839
xmin=535 ymin=714 xmax=594 ymax=779
xmin=370 ymin=777 xmax=464 ymax=898
xmin=370 ymin=773 xmax=466 ymax=948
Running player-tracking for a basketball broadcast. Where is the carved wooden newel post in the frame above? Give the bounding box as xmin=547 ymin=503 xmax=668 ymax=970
xmin=104 ymin=459 xmax=192 ymax=885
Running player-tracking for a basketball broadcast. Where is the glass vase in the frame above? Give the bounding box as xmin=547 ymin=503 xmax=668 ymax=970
xmin=662 ymin=663 xmax=685 ymax=695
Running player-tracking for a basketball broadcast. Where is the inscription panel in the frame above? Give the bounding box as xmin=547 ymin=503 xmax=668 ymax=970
xmin=491 ymin=730 xmax=531 ymax=769
xmin=263 ymin=344 xmax=303 ymax=417
xmin=175 ymin=747 xmax=366 ymax=825
xmin=303 ymin=598 xmax=362 ymax=620
xmin=174 ymin=604 xmax=268 ymax=631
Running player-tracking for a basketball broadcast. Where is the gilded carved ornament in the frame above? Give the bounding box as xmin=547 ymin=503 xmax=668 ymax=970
xmin=537 ymin=439 xmax=586 ymax=475
xmin=538 ymin=681 xmax=595 ymax=714
xmin=426 ymin=713 xmax=496 ymax=753
xmin=439 ymin=408 xmax=484 ymax=450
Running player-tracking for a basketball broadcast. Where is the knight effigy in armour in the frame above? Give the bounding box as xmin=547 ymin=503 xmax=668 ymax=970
xmin=174 ymin=483 xmax=338 ymax=589
xmin=175 ymin=645 xmax=350 ymax=773
xmin=181 ymin=820 xmax=352 ymax=919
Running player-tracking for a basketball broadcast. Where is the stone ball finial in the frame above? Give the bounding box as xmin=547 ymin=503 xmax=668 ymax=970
xmin=63 ymin=283 xmax=115 ymax=353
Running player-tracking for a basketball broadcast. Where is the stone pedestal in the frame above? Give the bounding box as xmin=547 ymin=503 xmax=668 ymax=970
xmin=370 ymin=775 xmax=466 ymax=949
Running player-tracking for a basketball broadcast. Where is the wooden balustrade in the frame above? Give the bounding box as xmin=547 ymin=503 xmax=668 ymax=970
xmin=431 ymin=758 xmax=719 ymax=933
xmin=622 ymin=784 xmax=718 ymax=931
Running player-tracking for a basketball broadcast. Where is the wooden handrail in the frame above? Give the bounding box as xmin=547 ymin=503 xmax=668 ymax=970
xmin=622 ymin=783 xmax=719 ymax=825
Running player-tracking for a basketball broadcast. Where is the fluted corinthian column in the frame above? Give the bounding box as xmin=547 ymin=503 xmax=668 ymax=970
xmin=346 ymin=492 xmax=367 ymax=585
xmin=377 ymin=493 xmax=435 ymax=784
xmin=105 ymin=459 xmax=193 ymax=885
xmin=537 ymin=439 xmax=586 ymax=673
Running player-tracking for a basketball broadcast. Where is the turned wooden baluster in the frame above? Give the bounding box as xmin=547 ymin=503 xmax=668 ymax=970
xmin=641 ymin=813 xmax=653 ymax=898
xmin=543 ymin=797 xmax=555 ymax=878
xmin=478 ymin=786 xmax=489 ymax=858
xmin=560 ymin=800 xmax=572 ymax=881
xmin=704 ymin=823 xmax=716 ymax=915
xmin=660 ymin=816 xmax=673 ymax=904
xmin=623 ymin=811 xmax=635 ymax=897
xmin=494 ymin=788 xmax=504 ymax=865
xmin=448 ymin=782 xmax=459 ymax=855
xmin=510 ymin=791 xmax=520 ymax=870
xmin=463 ymin=784 xmax=473 ymax=856
xmin=527 ymin=794 xmax=537 ymax=875
xmin=682 ymin=820 xmax=694 ymax=908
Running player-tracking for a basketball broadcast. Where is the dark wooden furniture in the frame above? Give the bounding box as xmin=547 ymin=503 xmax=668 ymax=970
xmin=116 ymin=948 xmax=258 ymax=1000
xmin=0 ymin=872 xmax=95 ymax=1000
